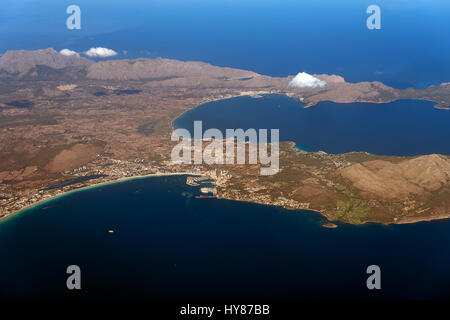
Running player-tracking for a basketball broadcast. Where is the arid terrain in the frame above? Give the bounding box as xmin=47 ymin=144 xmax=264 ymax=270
xmin=0 ymin=48 xmax=449 ymax=225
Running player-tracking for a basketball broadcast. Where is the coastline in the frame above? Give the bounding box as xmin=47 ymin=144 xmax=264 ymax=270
xmin=167 ymin=95 xmax=450 ymax=227
xmin=2 ymin=94 xmax=449 ymax=228
xmin=3 ymin=168 xmax=450 ymax=228
xmin=0 ymin=171 xmax=202 ymax=225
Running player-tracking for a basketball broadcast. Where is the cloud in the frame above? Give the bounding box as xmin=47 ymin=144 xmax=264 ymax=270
xmin=84 ymin=47 xmax=118 ymax=58
xmin=289 ymin=72 xmax=327 ymax=88
xmin=59 ymin=49 xmax=78 ymax=57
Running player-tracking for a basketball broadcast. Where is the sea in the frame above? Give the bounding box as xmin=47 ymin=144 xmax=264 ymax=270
xmin=1 ymin=174 xmax=450 ymax=300
xmin=174 ymin=95 xmax=450 ymax=156
xmin=1 ymin=0 xmax=450 ymax=300
xmin=1 ymin=94 xmax=450 ymax=299
xmin=1 ymin=0 xmax=450 ymax=88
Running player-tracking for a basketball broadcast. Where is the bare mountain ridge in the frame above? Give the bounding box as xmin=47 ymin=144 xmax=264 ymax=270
xmin=87 ymin=57 xmax=259 ymax=81
xmin=0 ymin=48 xmax=260 ymax=82
xmin=0 ymin=48 xmax=92 ymax=75
xmin=0 ymin=49 xmax=400 ymax=103
xmin=0 ymin=48 xmax=374 ymax=85
xmin=340 ymin=154 xmax=450 ymax=199
xmin=1 ymin=48 xmax=449 ymax=107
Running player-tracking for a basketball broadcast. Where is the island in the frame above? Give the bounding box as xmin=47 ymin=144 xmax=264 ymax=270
xmin=0 ymin=48 xmax=449 ymax=225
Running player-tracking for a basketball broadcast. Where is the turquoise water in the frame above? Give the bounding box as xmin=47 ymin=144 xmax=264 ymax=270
xmin=1 ymin=175 xmax=450 ymax=299
xmin=174 ymin=95 xmax=450 ymax=156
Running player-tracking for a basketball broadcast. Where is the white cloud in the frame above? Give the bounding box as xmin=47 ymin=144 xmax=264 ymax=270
xmin=289 ymin=72 xmax=327 ymax=88
xmin=59 ymin=49 xmax=78 ymax=57
xmin=84 ymin=47 xmax=118 ymax=58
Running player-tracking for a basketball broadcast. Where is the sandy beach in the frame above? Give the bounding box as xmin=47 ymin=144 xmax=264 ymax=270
xmin=0 ymin=171 xmax=203 ymax=224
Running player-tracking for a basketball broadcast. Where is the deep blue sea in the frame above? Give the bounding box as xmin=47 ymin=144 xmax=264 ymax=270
xmin=1 ymin=175 xmax=450 ymax=300
xmin=1 ymin=0 xmax=450 ymax=88
xmin=174 ymin=95 xmax=450 ymax=156
xmin=1 ymin=0 xmax=450 ymax=300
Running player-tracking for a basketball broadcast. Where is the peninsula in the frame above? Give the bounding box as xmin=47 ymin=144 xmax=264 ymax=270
xmin=1 ymin=48 xmax=449 ymax=225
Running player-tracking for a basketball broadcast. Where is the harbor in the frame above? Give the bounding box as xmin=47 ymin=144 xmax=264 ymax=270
xmin=186 ymin=176 xmax=217 ymax=198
